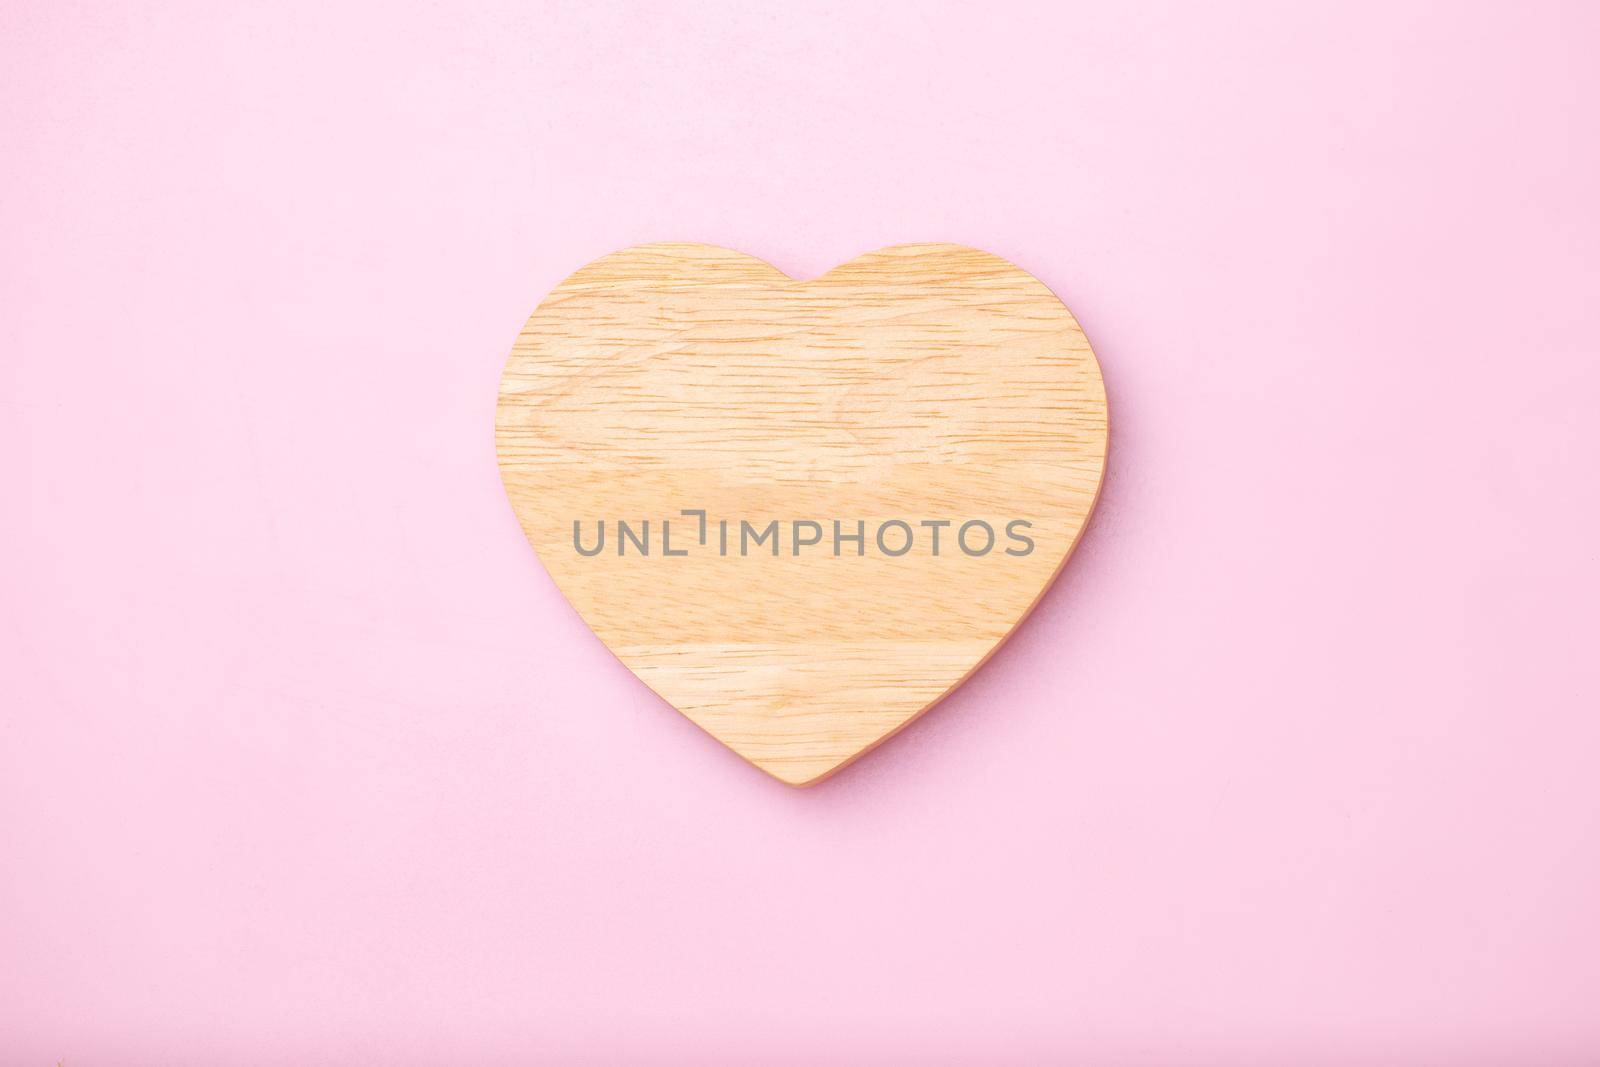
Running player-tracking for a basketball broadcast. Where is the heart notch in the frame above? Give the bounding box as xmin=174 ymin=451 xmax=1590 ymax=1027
xmin=496 ymin=243 xmax=1107 ymax=785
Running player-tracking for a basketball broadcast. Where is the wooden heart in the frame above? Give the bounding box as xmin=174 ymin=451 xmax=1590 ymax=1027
xmin=496 ymin=243 xmax=1107 ymax=785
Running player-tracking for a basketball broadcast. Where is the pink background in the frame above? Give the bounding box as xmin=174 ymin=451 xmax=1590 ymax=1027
xmin=4 ymin=2 xmax=1599 ymax=1063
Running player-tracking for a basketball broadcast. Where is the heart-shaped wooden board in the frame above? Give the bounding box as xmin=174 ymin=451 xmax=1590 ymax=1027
xmin=496 ymin=243 xmax=1107 ymax=785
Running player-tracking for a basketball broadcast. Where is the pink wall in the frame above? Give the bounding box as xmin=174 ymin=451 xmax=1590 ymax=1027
xmin=3 ymin=2 xmax=1598 ymax=1062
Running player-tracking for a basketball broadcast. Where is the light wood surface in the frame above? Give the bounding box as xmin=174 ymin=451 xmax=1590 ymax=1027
xmin=496 ymin=243 xmax=1107 ymax=785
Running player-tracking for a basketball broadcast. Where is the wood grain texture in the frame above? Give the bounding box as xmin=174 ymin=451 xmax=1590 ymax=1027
xmin=496 ymin=243 xmax=1107 ymax=785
